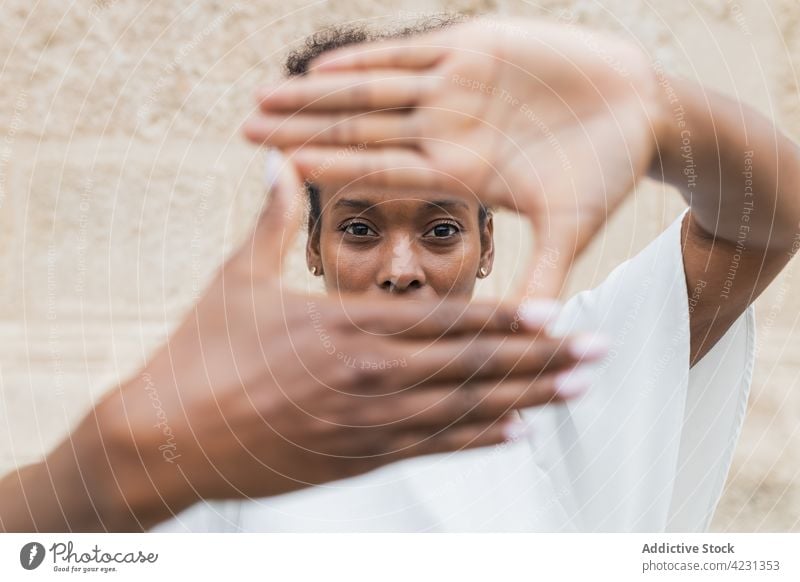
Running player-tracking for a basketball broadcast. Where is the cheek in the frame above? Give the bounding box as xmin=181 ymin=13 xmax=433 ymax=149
xmin=320 ymin=237 xmax=378 ymax=292
xmin=425 ymin=241 xmax=481 ymax=296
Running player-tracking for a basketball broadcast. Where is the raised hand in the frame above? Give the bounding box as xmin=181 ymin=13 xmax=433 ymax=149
xmin=245 ymin=18 xmax=669 ymax=298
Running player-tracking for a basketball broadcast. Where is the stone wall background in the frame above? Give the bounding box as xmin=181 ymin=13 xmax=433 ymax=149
xmin=0 ymin=0 xmax=798 ymax=531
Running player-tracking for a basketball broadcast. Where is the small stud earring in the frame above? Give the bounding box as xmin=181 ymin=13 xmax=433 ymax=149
xmin=479 ymin=266 xmax=489 ymax=278
xmin=310 ymin=266 xmax=318 ymax=276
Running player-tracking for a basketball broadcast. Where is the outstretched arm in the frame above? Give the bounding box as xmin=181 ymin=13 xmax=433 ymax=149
xmin=652 ymin=78 xmax=800 ymax=363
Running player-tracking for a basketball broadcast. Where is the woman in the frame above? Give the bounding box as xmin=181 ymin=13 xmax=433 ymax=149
xmin=155 ymin=16 xmax=800 ymax=532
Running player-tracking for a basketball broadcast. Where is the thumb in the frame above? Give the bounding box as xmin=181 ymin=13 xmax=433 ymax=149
xmin=516 ymin=214 xmax=577 ymax=301
xmin=227 ymin=149 xmax=305 ymax=280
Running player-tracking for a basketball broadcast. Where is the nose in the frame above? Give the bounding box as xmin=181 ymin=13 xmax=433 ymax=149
xmin=377 ymin=235 xmax=426 ymax=294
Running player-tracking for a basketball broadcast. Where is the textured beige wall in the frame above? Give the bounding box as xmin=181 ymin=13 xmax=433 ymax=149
xmin=1 ymin=0 xmax=798 ymax=531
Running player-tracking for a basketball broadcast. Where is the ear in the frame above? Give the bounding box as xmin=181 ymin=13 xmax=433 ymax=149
xmin=478 ymin=213 xmax=494 ymax=278
xmin=306 ymin=220 xmax=323 ymax=276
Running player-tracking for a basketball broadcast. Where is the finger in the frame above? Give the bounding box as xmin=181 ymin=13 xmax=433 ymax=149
xmin=394 ymin=333 xmax=608 ymax=386
xmin=310 ymin=38 xmax=446 ymax=72
xmin=367 ymin=369 xmax=592 ymax=427
xmin=256 ymin=71 xmax=439 ymax=112
xmin=225 ymin=149 xmax=305 ymax=278
xmin=243 ymin=110 xmax=418 ymax=148
xmin=519 ymin=221 xmax=576 ymax=301
xmin=289 ymin=145 xmax=443 ymax=191
xmin=335 ymin=297 xmax=559 ymax=337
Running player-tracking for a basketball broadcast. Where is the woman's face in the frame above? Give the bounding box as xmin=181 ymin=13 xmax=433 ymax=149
xmin=307 ymin=185 xmax=494 ymax=299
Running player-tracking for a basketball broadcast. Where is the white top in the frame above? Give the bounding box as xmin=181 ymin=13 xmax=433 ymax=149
xmin=152 ymin=209 xmax=755 ymax=532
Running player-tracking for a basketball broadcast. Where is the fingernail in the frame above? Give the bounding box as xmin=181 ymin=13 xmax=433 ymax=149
xmin=263 ymin=148 xmax=285 ymax=190
xmin=502 ymin=420 xmax=533 ymax=443
xmin=518 ymin=299 xmax=562 ymax=330
xmin=553 ymin=367 xmax=594 ymax=398
xmin=569 ymin=333 xmax=611 ymax=361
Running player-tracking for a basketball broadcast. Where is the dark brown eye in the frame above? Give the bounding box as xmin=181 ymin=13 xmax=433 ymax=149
xmin=426 ymin=223 xmax=459 ymax=238
xmin=344 ymin=222 xmax=377 ymax=237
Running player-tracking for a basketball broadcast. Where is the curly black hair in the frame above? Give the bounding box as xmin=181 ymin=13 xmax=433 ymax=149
xmin=285 ymin=16 xmax=464 ymax=77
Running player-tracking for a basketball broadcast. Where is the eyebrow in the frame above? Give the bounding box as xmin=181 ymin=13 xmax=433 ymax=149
xmin=331 ymin=198 xmax=470 ymax=212
xmin=421 ymin=199 xmax=470 ymax=213
xmin=332 ymin=198 xmax=375 ymax=212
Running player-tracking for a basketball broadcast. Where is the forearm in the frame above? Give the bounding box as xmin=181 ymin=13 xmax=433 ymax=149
xmin=650 ymin=76 xmax=800 ymax=250
xmin=0 ymin=458 xmax=97 ymax=532
xmin=0 ymin=390 xmax=194 ymax=532
xmin=0 ymin=424 xmax=122 ymax=532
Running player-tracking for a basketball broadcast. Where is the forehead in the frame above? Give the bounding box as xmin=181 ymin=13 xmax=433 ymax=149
xmin=317 ymin=184 xmax=479 ymax=215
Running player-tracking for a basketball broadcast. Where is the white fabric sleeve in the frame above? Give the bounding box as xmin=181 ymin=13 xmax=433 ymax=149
xmin=523 ymin=208 xmax=755 ymax=532
xmin=666 ymin=296 xmax=755 ymax=531
xmin=149 ymin=499 xmax=241 ymax=533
